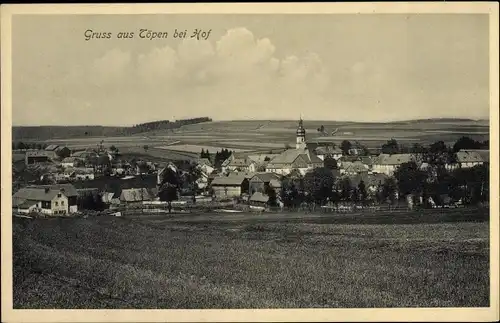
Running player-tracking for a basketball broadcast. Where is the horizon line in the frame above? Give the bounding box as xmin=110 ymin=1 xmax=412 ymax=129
xmin=11 ymin=117 xmax=490 ymax=128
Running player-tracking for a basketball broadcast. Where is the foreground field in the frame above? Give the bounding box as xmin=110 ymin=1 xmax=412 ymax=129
xmin=13 ymin=209 xmax=489 ymax=308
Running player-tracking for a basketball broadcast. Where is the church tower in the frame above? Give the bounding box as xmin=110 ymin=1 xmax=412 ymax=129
xmin=296 ymin=117 xmax=307 ymax=150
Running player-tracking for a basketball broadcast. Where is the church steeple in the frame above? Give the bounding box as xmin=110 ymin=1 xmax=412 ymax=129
xmin=296 ymin=116 xmax=306 ymax=150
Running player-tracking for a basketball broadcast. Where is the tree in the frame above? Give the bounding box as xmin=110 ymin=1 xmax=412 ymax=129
xmin=358 ymin=180 xmax=368 ymax=205
xmin=452 ymin=136 xmax=481 ymax=152
xmin=340 ymin=140 xmax=352 ymax=156
xmin=338 ymin=177 xmax=352 ymax=201
xmin=184 ymin=163 xmax=202 ymax=203
xmin=381 ymin=177 xmax=398 ymax=205
xmin=393 ymin=161 xmax=427 ymax=196
xmin=265 ymin=184 xmax=277 ymax=207
xmin=381 ymin=139 xmax=399 ymax=154
xmin=158 ymin=167 xmax=180 ymax=213
xmin=323 ymin=156 xmax=338 ymax=170
xmin=109 ymin=145 xmax=117 ymax=152
xmin=303 ymin=167 xmax=336 ymax=205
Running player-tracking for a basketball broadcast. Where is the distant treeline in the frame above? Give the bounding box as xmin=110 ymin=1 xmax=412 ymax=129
xmin=12 ymin=117 xmax=212 ymax=140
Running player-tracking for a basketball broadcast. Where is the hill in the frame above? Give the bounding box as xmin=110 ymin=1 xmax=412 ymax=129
xmin=12 ymin=117 xmax=212 ymax=141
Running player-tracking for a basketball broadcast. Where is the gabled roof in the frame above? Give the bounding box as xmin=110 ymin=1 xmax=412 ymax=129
xmin=456 ymin=150 xmax=489 ymax=163
xmin=249 ymin=172 xmax=281 ymax=183
xmin=13 ymin=187 xmax=68 ymax=203
xmin=250 ymin=192 xmax=269 ymax=203
xmin=342 ymin=161 xmax=369 ymax=173
xmin=247 ymin=154 xmax=280 ymax=165
xmin=26 ymin=151 xmax=52 ymax=157
xmin=211 ymin=175 xmax=248 ymax=186
xmin=45 ymin=145 xmax=59 ymax=151
xmin=120 ymin=188 xmax=151 ymax=202
xmin=197 ymin=158 xmax=213 ymax=167
xmin=37 ymin=183 xmax=78 ymax=197
xmin=373 ymin=153 xmax=416 ymax=166
xmin=17 ymin=200 xmax=38 ymax=209
xmin=266 ymin=148 xmax=322 ymax=167
xmin=314 ymin=146 xmax=342 ymax=155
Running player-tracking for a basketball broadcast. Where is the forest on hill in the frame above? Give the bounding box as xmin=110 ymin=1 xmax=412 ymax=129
xmin=12 ymin=117 xmax=212 ymax=140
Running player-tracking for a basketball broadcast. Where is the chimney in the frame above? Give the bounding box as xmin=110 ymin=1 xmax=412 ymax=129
xmin=44 ymin=187 xmax=50 ymax=193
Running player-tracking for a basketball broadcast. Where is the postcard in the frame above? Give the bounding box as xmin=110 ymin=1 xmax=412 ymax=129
xmin=1 ymin=2 xmax=499 ymax=323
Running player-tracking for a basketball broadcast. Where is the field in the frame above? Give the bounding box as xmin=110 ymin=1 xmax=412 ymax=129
xmin=13 ymin=208 xmax=489 ymax=308
xmin=16 ymin=119 xmax=488 ymax=161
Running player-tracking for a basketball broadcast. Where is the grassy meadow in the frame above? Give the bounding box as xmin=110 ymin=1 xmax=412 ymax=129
xmin=13 ymin=208 xmax=489 ymax=309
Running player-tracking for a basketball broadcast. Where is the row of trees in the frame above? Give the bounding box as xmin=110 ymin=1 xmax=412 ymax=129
xmin=278 ymin=162 xmax=488 ymax=209
xmin=338 ymin=136 xmax=488 ymax=157
xmin=126 ymin=117 xmax=212 ymax=135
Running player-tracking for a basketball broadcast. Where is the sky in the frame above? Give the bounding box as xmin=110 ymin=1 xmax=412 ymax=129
xmin=12 ymin=14 xmax=490 ymax=126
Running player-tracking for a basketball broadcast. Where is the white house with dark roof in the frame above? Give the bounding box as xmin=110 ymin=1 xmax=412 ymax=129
xmin=13 ymin=184 xmax=78 ymax=215
xmin=456 ymin=149 xmax=489 ymax=168
xmin=371 ymin=153 xmax=418 ymax=176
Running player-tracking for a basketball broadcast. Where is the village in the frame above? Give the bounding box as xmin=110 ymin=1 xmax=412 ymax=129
xmin=11 ymin=119 xmax=490 ymax=218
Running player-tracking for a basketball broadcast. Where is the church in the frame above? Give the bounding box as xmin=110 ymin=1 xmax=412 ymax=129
xmin=265 ymin=118 xmax=324 ymax=176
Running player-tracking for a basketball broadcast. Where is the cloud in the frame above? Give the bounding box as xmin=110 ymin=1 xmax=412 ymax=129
xmin=91 ymin=49 xmax=132 ymax=87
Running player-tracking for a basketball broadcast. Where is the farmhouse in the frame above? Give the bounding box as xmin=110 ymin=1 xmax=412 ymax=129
xmin=371 ymin=153 xmax=418 ymax=176
xmin=210 ymin=175 xmax=249 ymax=199
xmin=25 ymin=150 xmax=52 ymax=165
xmin=120 ymin=188 xmax=152 ymax=205
xmin=13 ymin=183 xmax=78 ymax=215
xmin=456 ymin=149 xmax=489 ymax=168
xmin=248 ymin=172 xmax=281 ymax=195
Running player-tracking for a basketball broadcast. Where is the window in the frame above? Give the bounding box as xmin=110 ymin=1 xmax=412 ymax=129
xmin=55 ymin=201 xmax=58 ymax=206
xmin=61 ymin=201 xmax=65 ymax=205
xmin=57 ymin=193 xmax=61 ymax=198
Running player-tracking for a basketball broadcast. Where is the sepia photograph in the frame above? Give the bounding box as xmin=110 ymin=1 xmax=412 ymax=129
xmin=1 ymin=2 xmax=499 ymax=323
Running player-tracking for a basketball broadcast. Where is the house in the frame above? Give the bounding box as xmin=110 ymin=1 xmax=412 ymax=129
xmin=249 ymin=192 xmax=269 ymax=208
xmin=44 ymin=145 xmax=60 ymax=159
xmin=340 ymin=160 xmax=369 ymax=175
xmin=371 ymin=153 xmax=418 ymax=176
xmin=197 ymin=158 xmax=215 ymax=174
xmin=74 ymin=167 xmax=95 ymax=180
xmin=61 ymin=157 xmax=82 ymax=168
xmin=25 ymin=150 xmax=52 ymax=165
xmin=12 ymin=183 xmax=78 ymax=215
xmin=120 ymin=188 xmax=152 ymax=204
xmin=248 ymin=172 xmax=281 ymax=195
xmin=246 ymin=154 xmax=280 ymax=171
xmin=210 ymin=175 xmax=249 ymax=199
xmin=221 ymin=153 xmax=255 ymax=173
xmin=313 ymin=146 xmax=343 ymax=161
xmin=456 ymin=149 xmax=489 ymax=168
